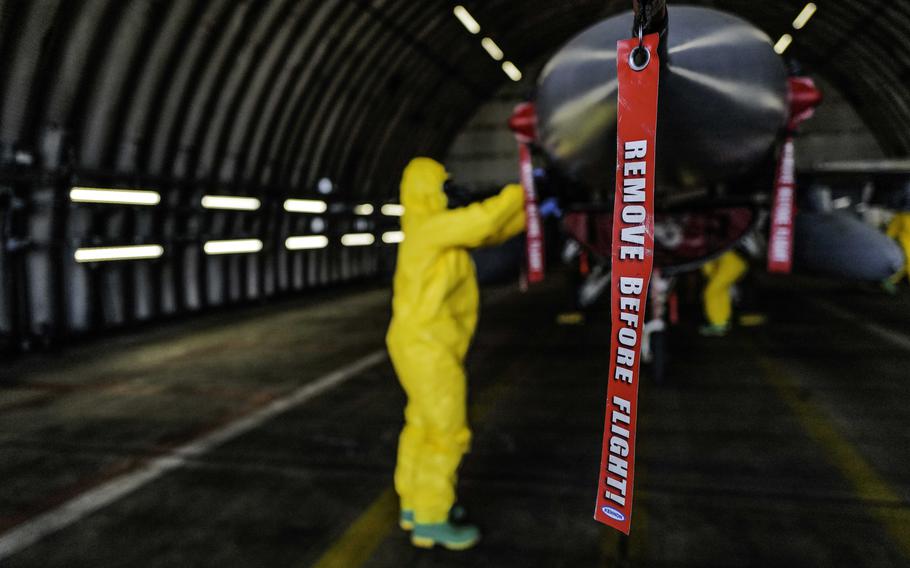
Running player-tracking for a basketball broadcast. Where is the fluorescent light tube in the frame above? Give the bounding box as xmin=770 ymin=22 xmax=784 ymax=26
xmin=203 ymin=239 xmax=263 ymax=255
xmin=201 ymin=195 xmax=261 ymax=211
xmin=74 ymin=244 xmax=164 ymax=263
xmin=774 ymin=34 xmax=793 ymax=54
xmin=340 ymin=233 xmax=375 ymax=247
xmin=285 ymin=235 xmax=329 ymax=250
xmin=481 ymin=37 xmax=504 ymax=61
xmin=381 ymin=204 xmax=404 ymax=217
xmin=793 ymin=3 xmax=817 ymax=30
xmin=453 ymin=6 xmax=480 ymax=34
xmin=382 ymin=231 xmax=405 ymax=244
xmin=502 ymin=61 xmax=522 ymax=81
xmin=70 ymin=187 xmax=161 ymax=206
xmin=284 ymin=199 xmax=328 ymax=213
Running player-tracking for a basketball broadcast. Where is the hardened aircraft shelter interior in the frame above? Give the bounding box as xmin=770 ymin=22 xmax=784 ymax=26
xmin=1 ymin=1 xmax=910 ymax=566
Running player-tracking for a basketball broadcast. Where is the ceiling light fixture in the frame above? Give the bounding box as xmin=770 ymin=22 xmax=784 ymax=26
xmin=70 ymin=187 xmax=161 ymax=206
xmin=284 ymin=199 xmax=328 ymax=213
xmin=285 ymin=235 xmax=329 ymax=250
xmin=502 ymin=61 xmax=523 ymax=81
xmin=201 ymin=195 xmax=261 ymax=211
xmin=317 ymin=178 xmax=334 ymax=194
xmin=74 ymin=244 xmax=164 ymax=263
xmin=381 ymin=204 xmax=405 ymax=217
xmin=773 ymin=34 xmax=793 ymax=55
xmin=340 ymin=233 xmax=375 ymax=247
xmin=481 ymin=37 xmax=504 ymax=61
xmin=453 ymin=5 xmax=480 ymax=34
xmin=203 ymin=239 xmax=263 ymax=255
xmin=382 ymin=231 xmax=405 ymax=244
xmin=792 ymin=3 xmax=817 ymax=30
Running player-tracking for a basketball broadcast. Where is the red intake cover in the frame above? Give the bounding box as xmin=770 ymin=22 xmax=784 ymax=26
xmin=509 ymin=102 xmax=538 ymax=143
xmin=787 ymin=76 xmax=822 ymax=131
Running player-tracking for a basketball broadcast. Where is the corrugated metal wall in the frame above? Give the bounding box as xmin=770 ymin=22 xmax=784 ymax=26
xmin=0 ymin=0 xmax=516 ymax=351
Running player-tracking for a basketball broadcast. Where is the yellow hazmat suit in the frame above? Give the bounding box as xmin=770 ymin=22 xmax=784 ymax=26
xmin=386 ymin=157 xmax=525 ymax=524
xmin=887 ymin=212 xmax=910 ymax=282
xmin=701 ymin=250 xmax=749 ymax=328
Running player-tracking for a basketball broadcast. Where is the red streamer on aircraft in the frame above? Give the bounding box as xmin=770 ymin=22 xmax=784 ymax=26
xmin=768 ymin=77 xmax=822 ymax=274
xmin=594 ymin=32 xmax=660 ymax=535
xmin=510 ymin=102 xmax=545 ymax=283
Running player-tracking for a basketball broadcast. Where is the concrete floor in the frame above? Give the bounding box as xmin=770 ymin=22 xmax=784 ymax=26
xmin=0 ymin=276 xmax=909 ymax=567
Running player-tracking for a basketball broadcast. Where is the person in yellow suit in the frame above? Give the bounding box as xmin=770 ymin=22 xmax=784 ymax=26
xmin=386 ymin=157 xmax=525 ymax=550
xmin=885 ymin=212 xmax=910 ymax=292
xmin=700 ymin=250 xmax=749 ymax=336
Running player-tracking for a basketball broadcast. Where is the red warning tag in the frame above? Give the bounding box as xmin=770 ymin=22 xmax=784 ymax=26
xmin=768 ymin=77 xmax=821 ymax=274
xmin=594 ymin=32 xmax=660 ymax=534
xmin=767 ymin=137 xmax=796 ymax=273
xmin=510 ymin=102 xmax=545 ymax=283
xmin=519 ymin=142 xmax=545 ymax=283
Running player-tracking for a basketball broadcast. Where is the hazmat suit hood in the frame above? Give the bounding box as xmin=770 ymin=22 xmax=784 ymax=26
xmin=400 ymin=158 xmax=449 ymax=226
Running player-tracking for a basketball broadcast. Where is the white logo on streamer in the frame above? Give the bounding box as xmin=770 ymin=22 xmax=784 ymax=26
xmin=601 ymin=506 xmax=626 ymax=522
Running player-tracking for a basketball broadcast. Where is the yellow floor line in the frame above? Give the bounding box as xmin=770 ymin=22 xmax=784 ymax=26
xmin=756 ymin=353 xmax=910 ymax=559
xmin=309 ymin=488 xmax=398 ymax=568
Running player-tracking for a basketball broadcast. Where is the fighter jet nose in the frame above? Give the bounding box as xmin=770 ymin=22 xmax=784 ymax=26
xmin=535 ymin=6 xmax=788 ymax=196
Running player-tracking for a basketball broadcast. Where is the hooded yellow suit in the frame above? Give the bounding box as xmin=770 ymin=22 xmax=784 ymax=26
xmin=701 ymin=250 xmax=748 ymax=327
xmin=386 ymin=158 xmax=525 ymax=524
xmin=887 ymin=212 xmax=910 ymax=282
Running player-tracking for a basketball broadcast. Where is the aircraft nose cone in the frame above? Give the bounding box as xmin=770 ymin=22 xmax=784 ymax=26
xmin=536 ymin=6 xmax=788 ymax=197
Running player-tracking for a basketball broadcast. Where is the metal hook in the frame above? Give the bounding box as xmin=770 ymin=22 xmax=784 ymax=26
xmin=630 ymin=22 xmax=650 ymax=71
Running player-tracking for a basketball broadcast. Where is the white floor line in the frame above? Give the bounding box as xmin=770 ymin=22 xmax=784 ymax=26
xmin=813 ymin=299 xmax=910 ymax=351
xmin=0 ymin=349 xmax=387 ymax=561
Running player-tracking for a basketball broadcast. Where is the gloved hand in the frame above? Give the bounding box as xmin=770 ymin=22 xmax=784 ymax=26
xmin=539 ymin=197 xmax=563 ymax=218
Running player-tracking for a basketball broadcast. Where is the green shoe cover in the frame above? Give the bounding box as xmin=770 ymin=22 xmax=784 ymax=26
xmin=699 ymin=323 xmax=729 ymax=337
xmin=400 ymin=504 xmax=466 ymax=531
xmin=411 ymin=522 xmax=480 ymax=551
xmin=399 ymin=510 xmax=415 ymax=530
